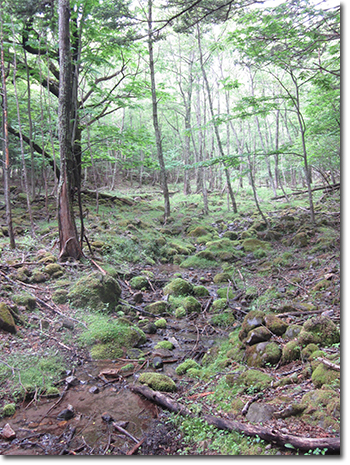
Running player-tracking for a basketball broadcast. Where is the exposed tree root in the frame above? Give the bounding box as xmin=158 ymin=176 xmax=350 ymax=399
xmin=131 ymin=384 xmax=340 ymax=454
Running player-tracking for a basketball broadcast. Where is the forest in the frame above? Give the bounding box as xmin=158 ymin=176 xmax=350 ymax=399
xmin=0 ymin=0 xmax=340 ymax=457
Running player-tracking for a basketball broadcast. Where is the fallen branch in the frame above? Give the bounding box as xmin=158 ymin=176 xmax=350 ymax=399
xmin=112 ymin=422 xmax=139 ymax=443
xmin=271 ymin=183 xmax=340 ymax=200
xmin=126 ymin=437 xmax=146 ymax=455
xmin=317 ymin=357 xmax=340 ymax=372
xmin=131 ymin=384 xmax=340 ymax=453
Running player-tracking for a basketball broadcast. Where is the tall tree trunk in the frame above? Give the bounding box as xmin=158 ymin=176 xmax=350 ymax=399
xmin=147 ymin=0 xmax=170 ymax=218
xmin=196 ymin=25 xmax=237 ymax=213
xmin=0 ymin=8 xmax=15 ymax=249
xmin=57 ymin=0 xmax=82 ymax=259
xmin=11 ymin=20 xmax=35 ymax=237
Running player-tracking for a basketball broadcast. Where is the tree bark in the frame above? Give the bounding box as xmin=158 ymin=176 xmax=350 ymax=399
xmin=57 ymin=0 xmax=82 ymax=260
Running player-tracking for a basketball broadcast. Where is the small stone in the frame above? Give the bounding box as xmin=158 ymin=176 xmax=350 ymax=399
xmin=62 ymin=319 xmax=74 ymax=330
xmin=57 ymin=405 xmax=74 ymax=421
xmin=133 ymin=292 xmax=143 ymax=303
xmin=1 ymin=423 xmax=16 ymax=440
xmin=152 ymin=357 xmax=163 ymax=369
xmin=89 ymin=386 xmax=100 ymax=394
xmin=101 ymin=412 xmax=114 ymax=423
xmin=65 ymin=375 xmax=80 ymax=386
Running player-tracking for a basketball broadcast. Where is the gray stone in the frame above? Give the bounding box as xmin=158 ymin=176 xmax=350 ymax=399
xmin=246 ymin=403 xmax=275 ymax=423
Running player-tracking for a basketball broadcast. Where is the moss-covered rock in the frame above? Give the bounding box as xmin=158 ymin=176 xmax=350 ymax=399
xmin=237 ymin=369 xmax=273 ymax=393
xmin=130 ymin=275 xmax=149 ymax=290
xmin=138 ymin=372 xmax=176 ymax=392
xmin=154 ymin=340 xmax=174 ymax=350
xmin=68 ymin=272 xmax=121 ymax=312
xmin=176 ymin=359 xmax=201 ymax=375
xmin=292 ymin=232 xmax=308 ymax=247
xmin=301 ymin=343 xmax=320 ymax=361
xmin=239 ymin=310 xmax=265 ymax=341
xmin=12 ymin=293 xmax=36 ymax=310
xmin=210 ymin=310 xmax=235 ymax=328
xmin=44 ymin=263 xmax=64 ymax=278
xmin=90 ymin=343 xmax=124 ymax=359
xmin=300 ymin=316 xmax=340 ymax=346
xmin=311 ymin=362 xmax=340 ymax=388
xmin=188 ymin=226 xmax=210 ymax=237
xmin=2 ymin=403 xmax=16 ymax=417
xmin=300 ymin=389 xmax=340 ymax=432
xmin=281 ymin=340 xmax=301 ymax=364
xmin=154 ymin=318 xmax=167 ymax=329
xmin=264 ymin=314 xmax=288 ymax=336
xmin=175 ymin=306 xmax=186 ymax=318
xmin=246 ymin=326 xmax=271 ymax=345
xmin=246 ymin=341 xmax=282 ymax=367
xmin=213 ymin=272 xmax=231 ymax=284
xmin=144 ymin=301 xmax=168 ymax=315
xmin=193 ymin=285 xmax=210 ymax=297
xmin=212 ymin=298 xmax=228 ymax=311
xmin=52 ymin=289 xmax=69 ymax=304
xmin=0 ymin=302 xmax=16 ymax=334
xmin=31 ymin=270 xmax=48 ymax=283
xmin=182 ymin=296 xmax=201 ymax=314
xmin=242 ymin=238 xmax=271 ymax=252
xmin=284 ymin=324 xmax=302 ymax=339
xmin=163 ymin=278 xmax=193 ymax=297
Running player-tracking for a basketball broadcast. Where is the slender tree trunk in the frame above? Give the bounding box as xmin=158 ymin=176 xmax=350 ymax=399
xmin=291 ymin=74 xmax=315 ymax=223
xmin=11 ymin=20 xmax=35 ymax=237
xmin=197 ymin=25 xmax=237 ymax=213
xmin=0 ymin=9 xmax=15 ymax=249
xmin=147 ymin=0 xmax=170 ymax=218
xmin=57 ymin=0 xmax=82 ymax=260
xmin=23 ymin=50 xmax=36 ymax=199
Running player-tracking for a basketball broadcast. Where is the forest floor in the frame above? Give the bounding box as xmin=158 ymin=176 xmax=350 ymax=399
xmin=0 ymin=183 xmax=340 ymax=456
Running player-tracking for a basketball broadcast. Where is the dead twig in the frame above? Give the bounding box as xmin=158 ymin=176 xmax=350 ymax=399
xmin=112 ymin=422 xmax=139 ymax=443
xmin=317 ymin=357 xmax=340 ymax=372
xmin=281 ymin=275 xmax=308 ymax=293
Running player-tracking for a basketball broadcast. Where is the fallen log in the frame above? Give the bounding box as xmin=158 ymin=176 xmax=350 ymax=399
xmin=271 ymin=183 xmax=340 ymax=201
xmin=131 ymin=384 xmax=340 ymax=453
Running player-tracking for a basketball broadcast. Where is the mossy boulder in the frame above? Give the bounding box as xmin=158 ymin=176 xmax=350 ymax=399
xmin=68 ymin=272 xmax=121 ymax=312
xmin=245 ymin=341 xmax=282 ymax=367
xmin=154 ymin=318 xmax=167 ymax=329
xmin=237 ymin=369 xmax=273 ymax=393
xmin=311 ymin=362 xmax=340 ymax=388
xmin=222 ymin=231 xmax=238 ymax=240
xmin=213 ymin=272 xmax=231 ymax=284
xmin=246 ymin=326 xmax=271 ymax=345
xmin=175 ymin=306 xmax=186 ymax=318
xmin=2 ymin=403 xmax=16 ymax=417
xmin=242 ymin=238 xmax=271 ymax=252
xmin=212 ymin=298 xmax=228 ymax=311
xmin=90 ymin=343 xmax=124 ymax=359
xmin=12 ymin=293 xmax=36 ymax=310
xmin=31 ymin=270 xmax=48 ymax=283
xmin=281 ymin=340 xmax=301 ymax=364
xmin=300 ymin=389 xmax=340 ymax=432
xmin=188 ymin=226 xmax=210 ymax=237
xmin=163 ymin=278 xmax=193 ymax=297
xmin=210 ymin=311 xmax=235 ymax=328
xmin=154 ymin=340 xmax=174 ymax=350
xmin=144 ymin=301 xmax=168 ymax=315
xmin=193 ymin=285 xmax=210 ymax=297
xmin=44 ymin=263 xmax=64 ymax=278
xmin=130 ymin=276 xmax=149 ymax=290
xmin=52 ymin=289 xmax=69 ymax=304
xmin=299 ymin=316 xmax=340 ymax=346
xmin=292 ymin=232 xmax=308 ymax=247
xmin=301 ymin=343 xmax=320 ymax=361
xmin=239 ymin=310 xmax=265 ymax=341
xmin=176 ymin=359 xmax=201 ymax=375
xmin=0 ymin=302 xmax=16 ymax=334
xmin=284 ymin=324 xmax=302 ymax=339
xmin=182 ymin=296 xmax=201 ymax=314
xmin=264 ymin=314 xmax=288 ymax=336
xmin=138 ymin=372 xmax=176 ymax=392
